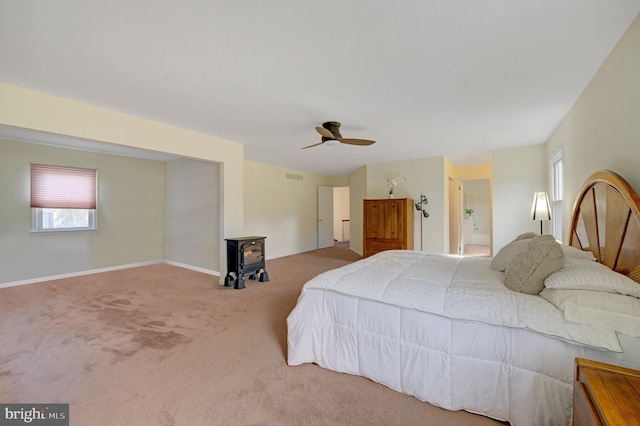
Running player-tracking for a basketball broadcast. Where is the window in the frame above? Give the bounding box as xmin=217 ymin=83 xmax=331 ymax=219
xmin=549 ymin=149 xmax=563 ymax=242
xmin=31 ymin=163 xmax=97 ymax=232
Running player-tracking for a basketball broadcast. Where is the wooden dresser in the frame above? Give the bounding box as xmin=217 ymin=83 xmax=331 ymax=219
xmin=573 ymin=358 xmax=640 ymax=425
xmin=363 ymin=198 xmax=414 ymax=258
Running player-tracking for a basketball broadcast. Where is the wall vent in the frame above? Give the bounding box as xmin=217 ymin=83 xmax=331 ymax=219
xmin=286 ymin=173 xmax=303 ymax=181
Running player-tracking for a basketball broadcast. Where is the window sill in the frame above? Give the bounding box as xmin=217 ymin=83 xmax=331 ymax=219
xmin=31 ymin=227 xmax=98 ymax=234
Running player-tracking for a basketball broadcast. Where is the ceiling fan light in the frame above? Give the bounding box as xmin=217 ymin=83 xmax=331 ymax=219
xmin=324 ymin=139 xmax=340 ymax=146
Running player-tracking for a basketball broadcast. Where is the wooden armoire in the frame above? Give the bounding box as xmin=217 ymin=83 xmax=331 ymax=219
xmin=363 ymin=198 xmax=414 ymax=258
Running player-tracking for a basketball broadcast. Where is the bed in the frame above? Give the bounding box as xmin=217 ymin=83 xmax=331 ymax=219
xmin=287 ymin=170 xmax=640 ymax=426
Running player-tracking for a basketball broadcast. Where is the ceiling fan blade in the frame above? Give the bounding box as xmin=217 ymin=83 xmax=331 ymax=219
xmin=341 ymin=138 xmax=376 ymax=146
xmin=301 ymin=142 xmax=324 ymax=149
xmin=315 ymin=126 xmax=334 ymax=139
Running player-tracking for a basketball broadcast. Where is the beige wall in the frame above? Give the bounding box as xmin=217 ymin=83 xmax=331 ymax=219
xmin=164 ymin=158 xmax=221 ymax=273
xmin=0 ymin=84 xmax=355 ymax=279
xmin=0 ymin=83 xmax=244 ymax=279
xmin=348 ymin=166 xmax=367 ymax=256
xmin=454 ymin=163 xmax=492 ymax=181
xmin=0 ymin=139 xmax=165 ymax=284
xmin=547 ymin=13 xmax=640 ymax=241
xmin=243 ymin=160 xmax=347 ymax=259
xmin=361 ymin=157 xmax=446 ymax=253
xmin=333 ymin=187 xmax=350 ymax=242
xmin=492 ymin=144 xmax=548 ymax=252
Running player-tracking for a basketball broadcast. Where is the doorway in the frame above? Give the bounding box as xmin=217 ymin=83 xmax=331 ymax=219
xmin=460 ymin=179 xmax=491 ymax=257
xmin=448 ymin=177 xmax=460 ymax=255
xmin=318 ymin=186 xmax=350 ymax=249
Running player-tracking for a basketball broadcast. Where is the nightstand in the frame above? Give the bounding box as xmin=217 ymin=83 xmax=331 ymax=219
xmin=573 ymin=358 xmax=640 ymax=425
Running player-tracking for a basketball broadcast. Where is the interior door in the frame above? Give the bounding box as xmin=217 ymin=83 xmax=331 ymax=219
xmin=318 ymin=186 xmax=334 ymax=249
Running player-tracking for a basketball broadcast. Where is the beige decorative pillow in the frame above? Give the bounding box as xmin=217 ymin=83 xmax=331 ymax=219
xmin=514 ymin=232 xmax=537 ymax=241
xmin=489 ymin=232 xmax=539 ymax=271
xmin=490 ymin=239 xmax=531 ymax=271
xmin=504 ymin=235 xmax=565 ymax=295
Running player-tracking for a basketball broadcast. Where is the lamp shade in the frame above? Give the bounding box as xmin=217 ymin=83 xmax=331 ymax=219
xmin=531 ymin=192 xmax=551 ymax=221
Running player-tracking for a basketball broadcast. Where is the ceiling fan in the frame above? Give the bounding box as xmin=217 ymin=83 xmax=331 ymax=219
xmin=302 ymin=121 xmax=376 ymax=149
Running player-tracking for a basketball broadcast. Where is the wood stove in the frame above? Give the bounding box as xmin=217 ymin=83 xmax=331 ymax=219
xmin=224 ymin=236 xmax=269 ymax=289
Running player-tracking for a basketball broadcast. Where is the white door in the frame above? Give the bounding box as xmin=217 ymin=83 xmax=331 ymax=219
xmin=318 ymin=186 xmax=334 ymax=249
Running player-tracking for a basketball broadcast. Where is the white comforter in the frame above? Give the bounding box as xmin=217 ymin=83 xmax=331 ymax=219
xmin=287 ymin=250 xmax=637 ymax=425
xmin=299 ymin=250 xmax=621 ymax=351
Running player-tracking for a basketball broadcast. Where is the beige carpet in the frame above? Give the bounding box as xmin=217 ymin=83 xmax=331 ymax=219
xmin=0 ymin=247 xmax=504 ymax=425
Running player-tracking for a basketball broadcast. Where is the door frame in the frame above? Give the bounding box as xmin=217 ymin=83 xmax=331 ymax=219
xmin=317 ymin=186 xmax=334 ymax=249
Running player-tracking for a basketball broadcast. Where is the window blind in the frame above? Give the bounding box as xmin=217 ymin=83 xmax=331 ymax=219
xmin=31 ymin=164 xmax=97 ymax=209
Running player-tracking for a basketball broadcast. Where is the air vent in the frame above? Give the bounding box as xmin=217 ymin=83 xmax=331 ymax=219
xmin=286 ymin=173 xmax=303 ymax=181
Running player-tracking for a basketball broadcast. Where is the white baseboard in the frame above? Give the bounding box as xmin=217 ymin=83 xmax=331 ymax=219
xmin=162 ymin=260 xmax=220 ymax=277
xmin=0 ymin=260 xmax=163 ymax=289
xmin=350 ymin=247 xmax=363 ymax=257
xmin=0 ymin=260 xmax=220 ymax=289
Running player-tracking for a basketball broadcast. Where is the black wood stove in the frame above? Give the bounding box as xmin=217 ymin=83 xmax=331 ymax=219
xmin=224 ymin=236 xmax=269 ymax=289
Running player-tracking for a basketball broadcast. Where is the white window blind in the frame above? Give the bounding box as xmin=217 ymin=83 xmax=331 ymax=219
xmin=31 ymin=164 xmax=97 ymax=209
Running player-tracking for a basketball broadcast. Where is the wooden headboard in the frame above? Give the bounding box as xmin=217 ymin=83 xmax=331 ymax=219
xmin=569 ymin=170 xmax=640 ymax=284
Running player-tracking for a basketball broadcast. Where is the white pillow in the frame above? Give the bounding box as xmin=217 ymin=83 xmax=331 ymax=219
xmin=490 ymin=239 xmax=530 ymax=271
xmin=561 ymin=244 xmax=596 ymax=261
xmin=540 ymin=288 xmax=640 ymax=337
xmin=544 ymin=258 xmax=640 ymax=299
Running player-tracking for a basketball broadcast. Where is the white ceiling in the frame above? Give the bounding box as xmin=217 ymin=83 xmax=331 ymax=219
xmin=1 ymin=1 xmax=638 ymax=175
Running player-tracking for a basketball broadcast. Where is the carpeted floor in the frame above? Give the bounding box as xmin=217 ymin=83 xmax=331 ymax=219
xmin=0 ymin=247 xmax=504 ymax=425
xmin=463 ymin=244 xmax=491 ymax=257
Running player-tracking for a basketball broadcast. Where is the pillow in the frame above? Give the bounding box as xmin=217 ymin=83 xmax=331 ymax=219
xmin=514 ymin=232 xmax=537 ymax=241
xmin=504 ymin=235 xmax=565 ymax=295
xmin=544 ymin=258 xmax=640 ymax=298
xmin=489 ymin=232 xmax=540 ymax=271
xmin=561 ymin=244 xmax=596 ymax=261
xmin=540 ymin=288 xmax=640 ymax=337
xmin=490 ymin=239 xmax=531 ymax=271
